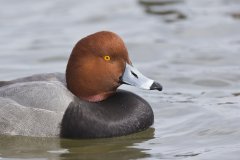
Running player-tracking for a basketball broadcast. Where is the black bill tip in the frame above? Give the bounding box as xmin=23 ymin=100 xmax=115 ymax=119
xmin=150 ymin=81 xmax=163 ymax=91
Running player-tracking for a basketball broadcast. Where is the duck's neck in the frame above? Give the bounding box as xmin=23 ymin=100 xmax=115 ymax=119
xmin=79 ymin=91 xmax=115 ymax=102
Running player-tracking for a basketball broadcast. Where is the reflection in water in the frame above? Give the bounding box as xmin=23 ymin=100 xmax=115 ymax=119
xmin=231 ymin=12 xmax=240 ymax=19
xmin=138 ymin=0 xmax=186 ymax=22
xmin=60 ymin=128 xmax=155 ymax=160
xmin=232 ymin=92 xmax=240 ymax=96
xmin=0 ymin=128 xmax=155 ymax=160
xmin=174 ymin=152 xmax=200 ymax=158
xmin=0 ymin=135 xmax=61 ymax=159
xmin=139 ymin=0 xmax=182 ymax=6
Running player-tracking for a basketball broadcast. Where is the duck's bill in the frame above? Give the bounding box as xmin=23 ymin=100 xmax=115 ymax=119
xmin=120 ymin=63 xmax=162 ymax=91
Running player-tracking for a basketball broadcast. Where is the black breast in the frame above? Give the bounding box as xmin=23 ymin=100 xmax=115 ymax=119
xmin=60 ymin=90 xmax=154 ymax=138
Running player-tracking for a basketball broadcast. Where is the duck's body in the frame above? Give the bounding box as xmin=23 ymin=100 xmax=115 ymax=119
xmin=0 ymin=73 xmax=73 ymax=137
xmin=0 ymin=73 xmax=153 ymax=138
xmin=0 ymin=31 xmax=162 ymax=138
xmin=61 ymin=89 xmax=153 ymax=138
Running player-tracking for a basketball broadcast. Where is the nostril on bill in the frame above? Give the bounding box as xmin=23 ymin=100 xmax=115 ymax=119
xmin=131 ymin=71 xmax=138 ymax=79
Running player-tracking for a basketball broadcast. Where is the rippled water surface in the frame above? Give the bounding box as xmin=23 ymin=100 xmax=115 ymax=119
xmin=0 ymin=0 xmax=240 ymax=159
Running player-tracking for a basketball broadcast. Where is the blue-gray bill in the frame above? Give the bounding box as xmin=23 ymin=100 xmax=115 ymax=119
xmin=120 ymin=63 xmax=162 ymax=91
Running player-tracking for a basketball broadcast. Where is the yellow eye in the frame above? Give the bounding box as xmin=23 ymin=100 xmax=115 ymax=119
xmin=104 ymin=55 xmax=111 ymax=61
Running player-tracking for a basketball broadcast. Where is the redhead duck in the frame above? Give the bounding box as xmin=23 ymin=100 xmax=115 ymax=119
xmin=0 ymin=31 xmax=162 ymax=138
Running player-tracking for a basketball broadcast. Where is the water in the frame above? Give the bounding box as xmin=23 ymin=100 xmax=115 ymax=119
xmin=0 ymin=0 xmax=240 ymax=159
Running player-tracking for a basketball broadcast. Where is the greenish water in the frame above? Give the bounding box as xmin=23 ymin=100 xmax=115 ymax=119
xmin=0 ymin=129 xmax=154 ymax=160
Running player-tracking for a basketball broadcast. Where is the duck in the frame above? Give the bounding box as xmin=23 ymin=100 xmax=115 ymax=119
xmin=0 ymin=31 xmax=162 ymax=138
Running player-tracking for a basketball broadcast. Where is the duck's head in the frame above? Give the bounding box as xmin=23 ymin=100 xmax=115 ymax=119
xmin=66 ymin=31 xmax=162 ymax=102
